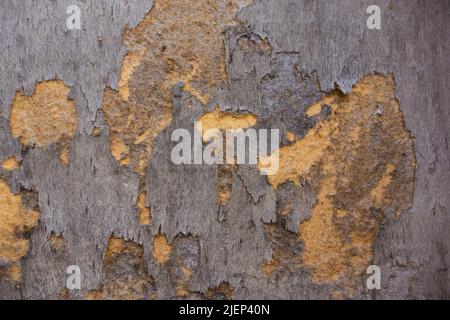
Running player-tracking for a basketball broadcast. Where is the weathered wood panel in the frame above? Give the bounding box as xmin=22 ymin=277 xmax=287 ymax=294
xmin=0 ymin=0 xmax=448 ymax=299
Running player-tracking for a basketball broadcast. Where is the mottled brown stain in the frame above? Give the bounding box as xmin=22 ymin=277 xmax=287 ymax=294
xmin=58 ymin=288 xmax=70 ymax=300
xmin=0 ymin=180 xmax=40 ymax=282
xmin=238 ymin=36 xmax=272 ymax=55
xmin=152 ymin=234 xmax=172 ymax=264
xmin=261 ymin=74 xmax=415 ymax=292
xmin=10 ymin=80 xmax=77 ymax=148
xmin=85 ymin=237 xmax=154 ymax=300
xmin=118 ymin=49 xmax=146 ymax=102
xmin=2 ymin=156 xmax=19 ymax=171
xmin=163 ymin=236 xmax=201 ymax=299
xmin=261 ymin=217 xmax=302 ymax=278
xmin=103 ymin=0 xmax=252 ymax=174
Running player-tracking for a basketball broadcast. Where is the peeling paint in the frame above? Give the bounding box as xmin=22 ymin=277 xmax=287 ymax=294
xmin=0 ymin=181 xmax=40 ymax=282
xmin=10 ymin=80 xmax=77 ymax=148
xmin=118 ymin=49 xmax=146 ymax=101
xmin=262 ymin=74 xmax=415 ymax=292
xmin=164 ymin=236 xmax=201 ymax=299
xmin=103 ymin=0 xmax=253 ymax=174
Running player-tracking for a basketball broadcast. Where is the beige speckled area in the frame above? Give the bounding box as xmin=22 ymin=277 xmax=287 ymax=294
xmin=117 ymin=49 xmax=146 ymax=102
xmin=197 ymin=108 xmax=257 ymax=141
xmin=137 ymin=191 xmax=151 ymax=225
xmin=103 ymin=0 xmax=253 ymax=174
xmin=0 ymin=181 xmax=40 ymax=283
xmin=261 ymin=74 xmax=415 ymax=293
xmin=152 ymin=234 xmax=172 ymax=264
xmin=2 ymin=157 xmax=19 ymax=171
xmin=9 ymin=80 xmax=77 ymax=147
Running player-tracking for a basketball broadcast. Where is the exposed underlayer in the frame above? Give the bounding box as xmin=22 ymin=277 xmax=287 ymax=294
xmin=10 ymin=80 xmax=77 ymax=148
xmin=103 ymin=0 xmax=252 ymax=175
xmin=0 ymin=181 xmax=40 ymax=283
xmin=0 ymin=0 xmax=448 ymax=300
xmin=261 ymin=74 xmax=415 ymax=295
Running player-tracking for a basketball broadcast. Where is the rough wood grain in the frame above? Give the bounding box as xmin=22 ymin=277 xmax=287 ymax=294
xmin=0 ymin=0 xmax=449 ymax=299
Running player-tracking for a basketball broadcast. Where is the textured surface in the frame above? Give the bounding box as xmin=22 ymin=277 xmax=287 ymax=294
xmin=0 ymin=0 xmax=449 ymax=299
xmin=10 ymin=80 xmax=77 ymax=148
xmin=103 ymin=0 xmax=252 ymax=174
xmin=0 ymin=181 xmax=39 ymax=283
xmin=264 ymin=74 xmax=415 ymax=295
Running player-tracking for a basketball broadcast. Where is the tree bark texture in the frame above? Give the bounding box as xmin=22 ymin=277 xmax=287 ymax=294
xmin=0 ymin=0 xmax=449 ymax=299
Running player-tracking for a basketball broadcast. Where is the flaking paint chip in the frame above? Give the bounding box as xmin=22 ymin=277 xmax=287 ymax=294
xmin=10 ymin=80 xmax=77 ymax=148
xmin=0 ymin=180 xmax=40 ymax=282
